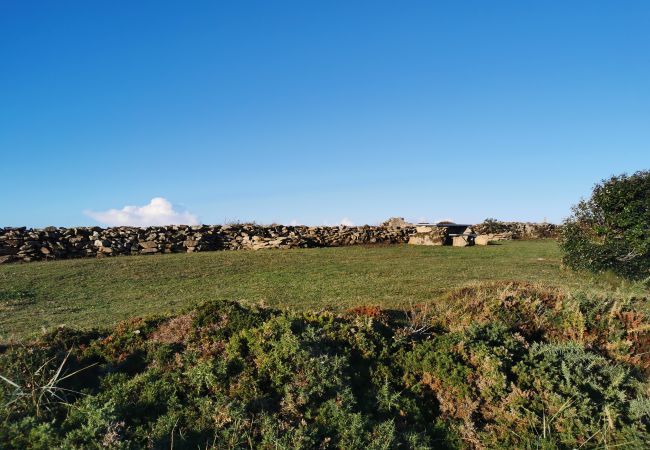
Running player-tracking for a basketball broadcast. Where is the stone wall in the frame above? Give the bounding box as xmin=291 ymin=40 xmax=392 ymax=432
xmin=472 ymin=221 xmax=561 ymax=239
xmin=0 ymin=224 xmax=414 ymax=264
xmin=0 ymin=220 xmax=561 ymax=264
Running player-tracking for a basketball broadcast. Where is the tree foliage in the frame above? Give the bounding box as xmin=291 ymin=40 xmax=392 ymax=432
xmin=560 ymin=170 xmax=650 ymax=281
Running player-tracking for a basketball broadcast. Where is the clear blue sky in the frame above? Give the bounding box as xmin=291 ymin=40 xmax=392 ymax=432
xmin=1 ymin=1 xmax=649 ymax=227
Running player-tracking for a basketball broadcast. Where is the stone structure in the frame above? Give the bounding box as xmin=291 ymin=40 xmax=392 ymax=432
xmin=408 ymin=223 xmax=477 ymax=247
xmin=0 ymin=220 xmax=562 ymax=264
xmin=408 ymin=225 xmax=448 ymax=246
xmin=452 ymin=235 xmax=471 ymax=247
xmin=0 ymin=224 xmax=414 ymax=264
xmin=474 ymin=232 xmax=513 ymax=246
xmin=382 ymin=217 xmax=412 ymax=228
xmin=473 ymin=221 xmax=560 ymax=240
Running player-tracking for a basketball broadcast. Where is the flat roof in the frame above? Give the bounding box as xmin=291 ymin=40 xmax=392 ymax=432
xmin=416 ymin=223 xmax=472 ymax=227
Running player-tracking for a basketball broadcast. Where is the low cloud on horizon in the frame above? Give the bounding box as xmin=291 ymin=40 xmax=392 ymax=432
xmin=339 ymin=217 xmax=354 ymax=226
xmin=318 ymin=217 xmax=356 ymax=227
xmin=85 ymin=197 xmax=199 ymax=227
xmin=84 ymin=201 xmax=446 ymax=228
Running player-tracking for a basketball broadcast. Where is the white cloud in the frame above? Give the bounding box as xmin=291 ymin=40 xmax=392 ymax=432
xmin=339 ymin=217 xmax=354 ymax=226
xmin=85 ymin=197 xmax=199 ymax=227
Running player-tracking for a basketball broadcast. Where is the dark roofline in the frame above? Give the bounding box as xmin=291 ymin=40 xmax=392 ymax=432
xmin=415 ymin=222 xmax=472 ymax=227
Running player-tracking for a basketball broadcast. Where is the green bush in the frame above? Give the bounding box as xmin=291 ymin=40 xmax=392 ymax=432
xmin=1 ymin=291 xmax=649 ymax=449
xmin=560 ymin=170 xmax=650 ymax=281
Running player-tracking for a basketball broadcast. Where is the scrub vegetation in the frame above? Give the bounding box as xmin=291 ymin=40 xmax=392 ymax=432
xmin=1 ymin=283 xmax=649 ymax=448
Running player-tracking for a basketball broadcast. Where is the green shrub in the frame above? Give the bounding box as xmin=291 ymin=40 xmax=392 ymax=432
xmin=433 ymin=282 xmax=650 ymax=372
xmin=560 ymin=170 xmax=650 ymax=281
xmin=1 ymin=290 xmax=649 ymax=448
xmin=509 ymin=342 xmax=650 ymax=448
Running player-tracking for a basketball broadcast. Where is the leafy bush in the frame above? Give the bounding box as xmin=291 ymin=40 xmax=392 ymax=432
xmin=1 ymin=290 xmax=650 ymax=448
xmin=560 ymin=171 xmax=650 ymax=281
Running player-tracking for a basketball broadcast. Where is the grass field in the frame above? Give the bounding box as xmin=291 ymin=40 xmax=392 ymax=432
xmin=0 ymin=240 xmax=644 ymax=341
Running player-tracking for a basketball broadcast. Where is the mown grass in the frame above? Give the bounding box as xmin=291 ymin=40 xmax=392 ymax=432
xmin=0 ymin=240 xmax=645 ymax=341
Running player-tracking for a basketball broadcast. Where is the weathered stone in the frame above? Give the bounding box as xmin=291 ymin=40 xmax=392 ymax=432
xmin=473 ymin=221 xmax=559 ymax=239
xmin=408 ymin=234 xmax=444 ymax=246
xmin=0 ymin=246 xmax=18 ymax=255
xmin=0 ymin=221 xmax=557 ymax=264
xmin=409 ymin=226 xmax=446 ymax=246
xmin=415 ymin=225 xmax=434 ymax=234
xmin=452 ymin=236 xmax=470 ymax=247
xmin=383 ymin=217 xmax=411 ymax=228
xmin=0 ymin=255 xmax=16 ymax=264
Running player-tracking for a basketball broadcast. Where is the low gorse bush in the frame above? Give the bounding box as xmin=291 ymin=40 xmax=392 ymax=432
xmin=1 ymin=284 xmax=650 ymax=449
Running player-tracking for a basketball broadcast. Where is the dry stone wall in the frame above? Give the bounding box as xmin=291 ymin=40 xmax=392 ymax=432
xmin=0 ymin=224 xmax=414 ymax=264
xmin=472 ymin=221 xmax=561 ymax=239
xmin=0 ymin=220 xmax=561 ymax=264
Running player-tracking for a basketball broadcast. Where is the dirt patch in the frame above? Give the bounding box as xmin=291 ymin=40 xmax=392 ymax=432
xmin=346 ymin=305 xmax=386 ymax=320
xmin=150 ymin=313 xmax=196 ymax=344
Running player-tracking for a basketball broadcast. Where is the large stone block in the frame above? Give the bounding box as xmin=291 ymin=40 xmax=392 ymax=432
xmin=408 ymin=234 xmax=444 ymax=246
xmin=452 ymin=236 xmax=470 ymax=247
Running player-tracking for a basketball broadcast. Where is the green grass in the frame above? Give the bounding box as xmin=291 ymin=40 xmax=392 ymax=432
xmin=0 ymin=240 xmax=644 ymax=341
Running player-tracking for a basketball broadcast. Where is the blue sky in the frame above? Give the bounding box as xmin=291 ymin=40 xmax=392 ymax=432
xmin=1 ymin=1 xmax=649 ymax=227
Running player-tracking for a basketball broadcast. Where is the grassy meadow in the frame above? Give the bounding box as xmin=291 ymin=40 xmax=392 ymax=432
xmin=1 ymin=240 xmax=644 ymax=341
xmin=3 ymin=240 xmax=650 ymax=448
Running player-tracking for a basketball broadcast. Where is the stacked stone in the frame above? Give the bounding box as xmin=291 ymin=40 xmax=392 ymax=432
xmin=382 ymin=217 xmax=412 ymax=228
xmin=0 ymin=224 xmax=414 ymax=264
xmin=220 ymin=224 xmax=411 ymax=250
xmin=473 ymin=222 xmax=561 ymax=239
xmin=407 ymin=225 xmax=447 ymax=246
xmin=0 ymin=221 xmax=561 ymax=264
